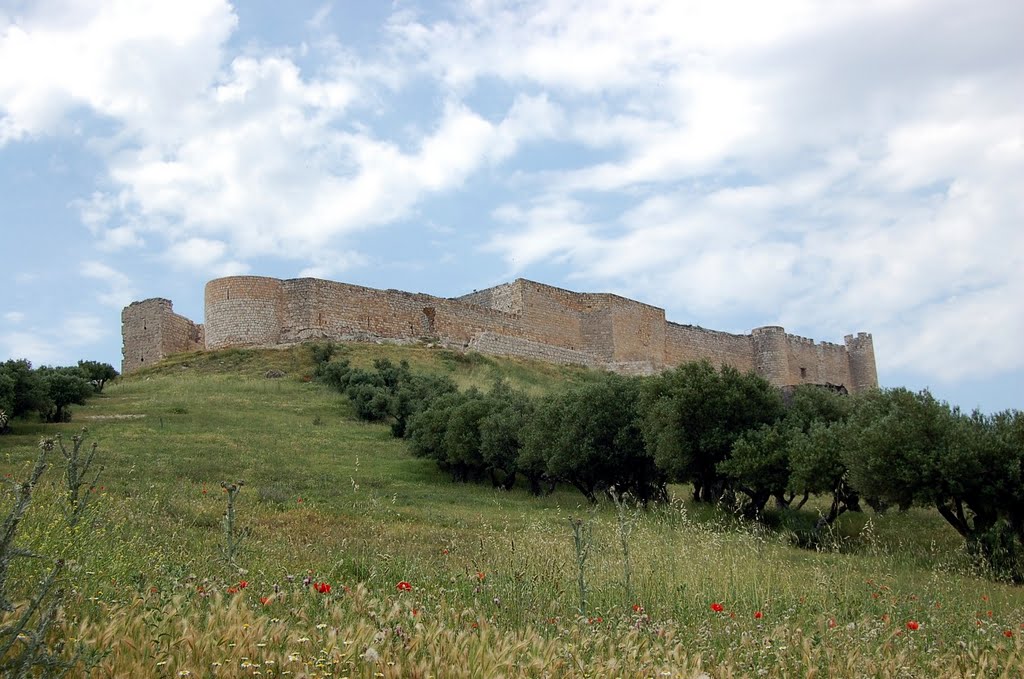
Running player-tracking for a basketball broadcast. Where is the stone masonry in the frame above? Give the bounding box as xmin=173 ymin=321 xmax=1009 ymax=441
xmin=121 ymin=276 xmax=878 ymax=392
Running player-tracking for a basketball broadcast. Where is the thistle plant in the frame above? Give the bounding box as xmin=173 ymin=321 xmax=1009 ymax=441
xmin=568 ymin=516 xmax=592 ymax=617
xmin=0 ymin=439 xmax=100 ymax=676
xmin=609 ymin=486 xmax=638 ymax=603
xmin=0 ymin=440 xmax=50 ymax=613
xmin=218 ymin=480 xmax=246 ymax=569
xmin=53 ymin=429 xmax=103 ymax=527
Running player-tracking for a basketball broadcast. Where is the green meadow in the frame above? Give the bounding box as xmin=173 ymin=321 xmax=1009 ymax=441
xmin=1 ymin=345 xmax=1022 ymax=677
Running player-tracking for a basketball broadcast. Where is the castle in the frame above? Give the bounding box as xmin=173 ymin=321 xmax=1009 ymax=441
xmin=120 ymin=276 xmax=878 ymax=392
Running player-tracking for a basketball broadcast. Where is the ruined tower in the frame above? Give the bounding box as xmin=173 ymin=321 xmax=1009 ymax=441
xmin=120 ymin=299 xmax=204 ymax=374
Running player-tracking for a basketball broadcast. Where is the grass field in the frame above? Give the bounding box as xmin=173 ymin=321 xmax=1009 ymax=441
xmin=1 ymin=344 xmax=1022 ymax=677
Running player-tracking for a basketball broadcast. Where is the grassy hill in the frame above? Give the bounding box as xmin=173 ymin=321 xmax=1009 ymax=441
xmin=1 ymin=344 xmax=1021 ymax=677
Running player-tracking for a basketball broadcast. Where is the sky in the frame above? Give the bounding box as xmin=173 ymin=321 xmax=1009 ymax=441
xmin=1 ymin=0 xmax=1022 ymax=413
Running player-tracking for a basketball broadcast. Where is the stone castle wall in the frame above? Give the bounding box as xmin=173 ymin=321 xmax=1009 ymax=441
xmin=121 ymin=276 xmax=879 ymax=392
xmin=666 ymin=322 xmax=756 ymax=373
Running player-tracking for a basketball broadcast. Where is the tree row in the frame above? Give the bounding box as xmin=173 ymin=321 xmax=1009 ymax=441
xmin=0 ymin=359 xmax=117 ymax=431
xmin=314 ymin=350 xmax=1023 ymax=581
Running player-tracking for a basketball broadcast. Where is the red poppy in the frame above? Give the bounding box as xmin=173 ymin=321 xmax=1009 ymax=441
xmin=396 ymin=581 xmax=412 ymax=592
xmin=150 ymin=586 xmax=158 ymax=594
xmin=411 ymin=608 xmax=419 ymax=616
xmin=260 ymin=596 xmax=271 ymax=605
xmin=227 ymin=587 xmax=238 ymax=594
xmin=632 ymin=604 xmax=644 ymax=613
xmin=710 ymin=603 xmax=724 ymax=613
xmin=476 ymin=572 xmax=486 ymax=581
xmin=238 ymin=580 xmax=249 ymax=589
xmin=442 ymin=548 xmax=449 ymax=555
xmin=906 ymin=621 xmax=920 ymax=631
xmin=313 ymin=582 xmax=331 ymax=594
xmin=754 ymin=611 xmax=763 ymax=620
xmin=297 ymin=497 xmax=303 ymax=504
xmin=828 ymin=618 xmax=837 ymax=629
xmin=1004 ymin=630 xmax=1014 ymax=638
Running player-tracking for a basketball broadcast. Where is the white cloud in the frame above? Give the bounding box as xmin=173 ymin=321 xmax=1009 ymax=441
xmin=81 ymin=261 xmax=136 ymax=308
xmin=71 ymin=51 xmax=559 ymax=269
xmin=3 ymin=311 xmax=25 ymax=323
xmin=882 ymin=279 xmax=1024 ymax=382
xmin=3 ymin=0 xmax=1022 ymax=390
xmin=307 ymin=3 xmax=333 ymax=31
xmin=0 ymin=331 xmax=58 ymax=364
xmin=388 ymin=0 xmax=844 ymax=93
xmin=74 ymin=192 xmax=144 ymax=250
xmin=160 ymin=237 xmax=250 ymax=277
xmin=63 ymin=314 xmax=105 ymax=346
xmin=1 ymin=313 xmax=105 ymax=366
xmin=0 ymin=0 xmax=237 ymax=144
xmin=487 ymin=198 xmax=599 ymax=272
xmin=461 ymin=0 xmax=1024 ymax=382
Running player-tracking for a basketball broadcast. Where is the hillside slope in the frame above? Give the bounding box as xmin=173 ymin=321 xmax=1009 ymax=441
xmin=0 ymin=343 xmax=1020 ymax=676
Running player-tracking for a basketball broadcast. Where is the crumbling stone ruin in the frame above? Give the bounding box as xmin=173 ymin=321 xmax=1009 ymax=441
xmin=121 ymin=276 xmax=878 ymax=392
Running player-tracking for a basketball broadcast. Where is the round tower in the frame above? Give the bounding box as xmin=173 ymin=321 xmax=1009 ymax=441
xmin=751 ymin=325 xmax=790 ymax=387
xmin=204 ymin=276 xmax=284 ymax=349
xmin=844 ymin=332 xmax=878 ymax=393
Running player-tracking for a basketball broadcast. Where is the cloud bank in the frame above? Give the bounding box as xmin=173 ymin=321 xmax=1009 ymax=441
xmin=2 ymin=0 xmax=1021 ymax=387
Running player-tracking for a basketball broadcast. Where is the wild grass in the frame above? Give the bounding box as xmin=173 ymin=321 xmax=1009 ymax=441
xmin=0 ymin=344 xmax=1021 ymax=676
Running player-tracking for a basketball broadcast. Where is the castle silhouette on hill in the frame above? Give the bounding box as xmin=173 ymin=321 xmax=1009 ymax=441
xmin=121 ymin=275 xmax=877 ymax=392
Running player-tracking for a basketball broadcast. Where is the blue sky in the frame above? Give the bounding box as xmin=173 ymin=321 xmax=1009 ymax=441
xmin=1 ymin=0 xmax=1022 ymax=413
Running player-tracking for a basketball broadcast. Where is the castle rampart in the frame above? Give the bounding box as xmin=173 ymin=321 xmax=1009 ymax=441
xmin=122 ymin=276 xmax=879 ymax=392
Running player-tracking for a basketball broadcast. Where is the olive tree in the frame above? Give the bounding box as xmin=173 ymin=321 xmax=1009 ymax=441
xmin=843 ymin=388 xmax=1024 ymax=581
xmin=641 ymin=361 xmax=783 ymax=502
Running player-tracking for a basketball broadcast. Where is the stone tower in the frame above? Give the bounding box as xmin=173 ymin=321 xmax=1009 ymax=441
xmin=751 ymin=325 xmax=789 ymax=385
xmin=120 ymin=298 xmax=204 ymax=374
xmin=204 ymin=276 xmax=284 ymax=349
xmin=845 ymin=332 xmax=878 ymax=392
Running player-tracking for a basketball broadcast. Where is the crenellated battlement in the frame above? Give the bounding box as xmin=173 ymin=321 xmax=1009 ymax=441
xmin=121 ymin=276 xmax=879 ymax=392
